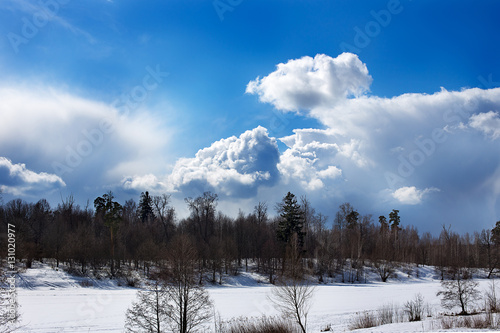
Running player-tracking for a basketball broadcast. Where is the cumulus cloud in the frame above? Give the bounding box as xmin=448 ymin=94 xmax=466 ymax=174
xmin=469 ymin=111 xmax=500 ymax=140
xmin=391 ymin=186 xmax=440 ymax=205
xmin=246 ymin=53 xmax=372 ymax=112
xmin=247 ymin=53 xmax=500 ymax=231
xmin=167 ymin=126 xmax=280 ymax=197
xmin=0 ymin=157 xmax=65 ymax=195
xmin=278 ymin=129 xmax=343 ymax=191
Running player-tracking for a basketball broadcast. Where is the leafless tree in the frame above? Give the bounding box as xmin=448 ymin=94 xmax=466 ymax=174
xmin=164 ymin=234 xmax=213 ymax=333
xmin=373 ymin=260 xmax=396 ymax=283
xmin=437 ymin=269 xmax=481 ymax=314
xmin=152 ymin=194 xmax=175 ymax=242
xmin=125 ymin=235 xmax=212 ymax=333
xmin=125 ymin=280 xmax=169 ymax=333
xmin=269 ymin=277 xmax=315 ymax=333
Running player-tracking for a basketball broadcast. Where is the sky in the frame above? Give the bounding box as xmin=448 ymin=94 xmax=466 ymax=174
xmin=0 ymin=0 xmax=499 ymax=234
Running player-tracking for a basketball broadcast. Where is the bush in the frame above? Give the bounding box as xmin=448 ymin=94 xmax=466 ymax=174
xmin=350 ymin=311 xmax=378 ymax=330
xmin=404 ymin=293 xmax=424 ymax=322
xmin=439 ymin=313 xmax=500 ymax=330
xmin=440 ymin=316 xmax=454 ymax=329
xmin=320 ymin=323 xmax=332 ymax=331
xmin=378 ymin=303 xmax=398 ymax=325
xmin=485 ymin=279 xmax=499 ymax=313
xmin=217 ymin=316 xmax=300 ymax=333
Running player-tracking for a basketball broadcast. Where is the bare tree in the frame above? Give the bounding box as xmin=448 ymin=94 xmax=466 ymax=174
xmin=437 ymin=269 xmax=481 ymax=314
xmin=269 ymin=277 xmax=315 ymax=333
xmin=164 ymin=235 xmax=213 ymax=333
xmin=125 ymin=235 xmax=212 ymax=333
xmin=125 ymin=280 xmax=169 ymax=333
xmin=373 ymin=260 xmax=396 ymax=283
xmin=152 ymin=194 xmax=175 ymax=242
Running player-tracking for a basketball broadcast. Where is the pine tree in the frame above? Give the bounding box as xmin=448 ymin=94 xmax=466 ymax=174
xmin=389 ymin=209 xmax=401 ymax=232
xmin=276 ymin=192 xmax=304 ymax=247
xmin=94 ymin=191 xmax=122 ymax=276
xmin=346 ymin=210 xmax=360 ymax=229
xmin=379 ymin=215 xmax=388 ymax=229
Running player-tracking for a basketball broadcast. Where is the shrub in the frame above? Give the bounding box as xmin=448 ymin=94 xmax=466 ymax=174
xmin=485 ymin=279 xmax=499 ymax=313
xmin=439 ymin=313 xmax=500 ymax=330
xmin=218 ymin=316 xmax=300 ymax=333
xmin=440 ymin=316 xmax=454 ymax=329
xmin=350 ymin=311 xmax=377 ymax=330
xmin=378 ymin=303 xmax=398 ymax=325
xmin=320 ymin=323 xmax=332 ymax=331
xmin=404 ymin=293 xmax=424 ymax=322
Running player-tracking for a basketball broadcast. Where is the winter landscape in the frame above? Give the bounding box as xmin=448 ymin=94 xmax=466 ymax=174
xmin=1 ymin=0 xmax=500 ymax=332
xmin=8 ymin=260 xmax=500 ymax=332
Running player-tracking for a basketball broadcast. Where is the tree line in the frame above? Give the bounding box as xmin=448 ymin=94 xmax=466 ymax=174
xmin=1 ymin=190 xmax=500 ymax=283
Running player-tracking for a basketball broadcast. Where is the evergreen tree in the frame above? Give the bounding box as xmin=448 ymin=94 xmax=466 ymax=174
xmin=94 ymin=191 xmax=122 ymax=275
xmin=389 ymin=209 xmax=401 ymax=232
xmin=138 ymin=191 xmax=155 ymax=223
xmin=379 ymin=215 xmax=388 ymax=228
xmin=276 ymin=192 xmax=305 ymax=247
xmin=346 ymin=210 xmax=360 ymax=229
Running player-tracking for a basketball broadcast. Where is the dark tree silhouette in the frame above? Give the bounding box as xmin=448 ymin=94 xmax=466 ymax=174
xmin=94 ymin=191 xmax=122 ymax=276
xmin=276 ymin=192 xmax=304 ymax=246
xmin=389 ymin=209 xmax=401 ymax=232
xmin=138 ymin=191 xmax=155 ymax=224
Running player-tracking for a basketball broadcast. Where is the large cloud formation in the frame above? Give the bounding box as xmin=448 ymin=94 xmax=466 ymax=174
xmin=0 ymin=85 xmax=170 ymax=202
xmin=246 ymin=53 xmax=372 ymax=111
xmin=169 ymin=126 xmax=280 ymax=197
xmin=246 ymin=53 xmax=500 ymax=231
xmin=123 ymin=126 xmax=280 ymax=198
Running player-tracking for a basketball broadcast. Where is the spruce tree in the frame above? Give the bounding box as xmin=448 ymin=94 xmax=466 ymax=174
xmin=277 ymin=192 xmax=305 ymax=247
xmin=138 ymin=191 xmax=155 ymax=223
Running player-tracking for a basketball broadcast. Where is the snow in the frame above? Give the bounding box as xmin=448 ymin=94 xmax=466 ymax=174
xmin=11 ymin=263 xmax=499 ymax=332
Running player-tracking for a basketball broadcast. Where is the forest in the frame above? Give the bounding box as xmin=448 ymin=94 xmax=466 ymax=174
xmin=1 ymin=190 xmax=500 ymax=285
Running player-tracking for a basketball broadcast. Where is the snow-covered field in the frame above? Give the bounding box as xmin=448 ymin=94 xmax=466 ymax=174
xmin=11 ymin=263 xmax=497 ymax=332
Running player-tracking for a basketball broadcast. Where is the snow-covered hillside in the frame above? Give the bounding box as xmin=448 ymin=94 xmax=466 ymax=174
xmin=10 ymin=262 xmax=498 ymax=332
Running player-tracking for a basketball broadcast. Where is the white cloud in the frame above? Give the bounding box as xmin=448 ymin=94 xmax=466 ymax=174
xmin=278 ymin=129 xmax=343 ymax=191
xmin=0 ymin=85 xmax=171 ymax=196
xmin=469 ymin=111 xmax=500 ymax=140
xmin=247 ymin=53 xmax=500 ymax=231
xmin=246 ymin=53 xmax=372 ymax=112
xmin=391 ymin=186 xmax=439 ymax=205
xmin=122 ymin=174 xmax=167 ymax=193
xmin=166 ymin=126 xmax=279 ymax=197
xmin=0 ymin=157 xmax=65 ymax=195
xmin=317 ymin=166 xmax=343 ymax=179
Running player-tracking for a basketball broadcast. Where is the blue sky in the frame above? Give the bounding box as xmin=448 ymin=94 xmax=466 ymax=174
xmin=0 ymin=0 xmax=499 ymax=233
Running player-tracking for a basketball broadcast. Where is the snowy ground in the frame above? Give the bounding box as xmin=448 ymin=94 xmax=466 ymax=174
xmin=10 ymin=262 xmax=498 ymax=332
